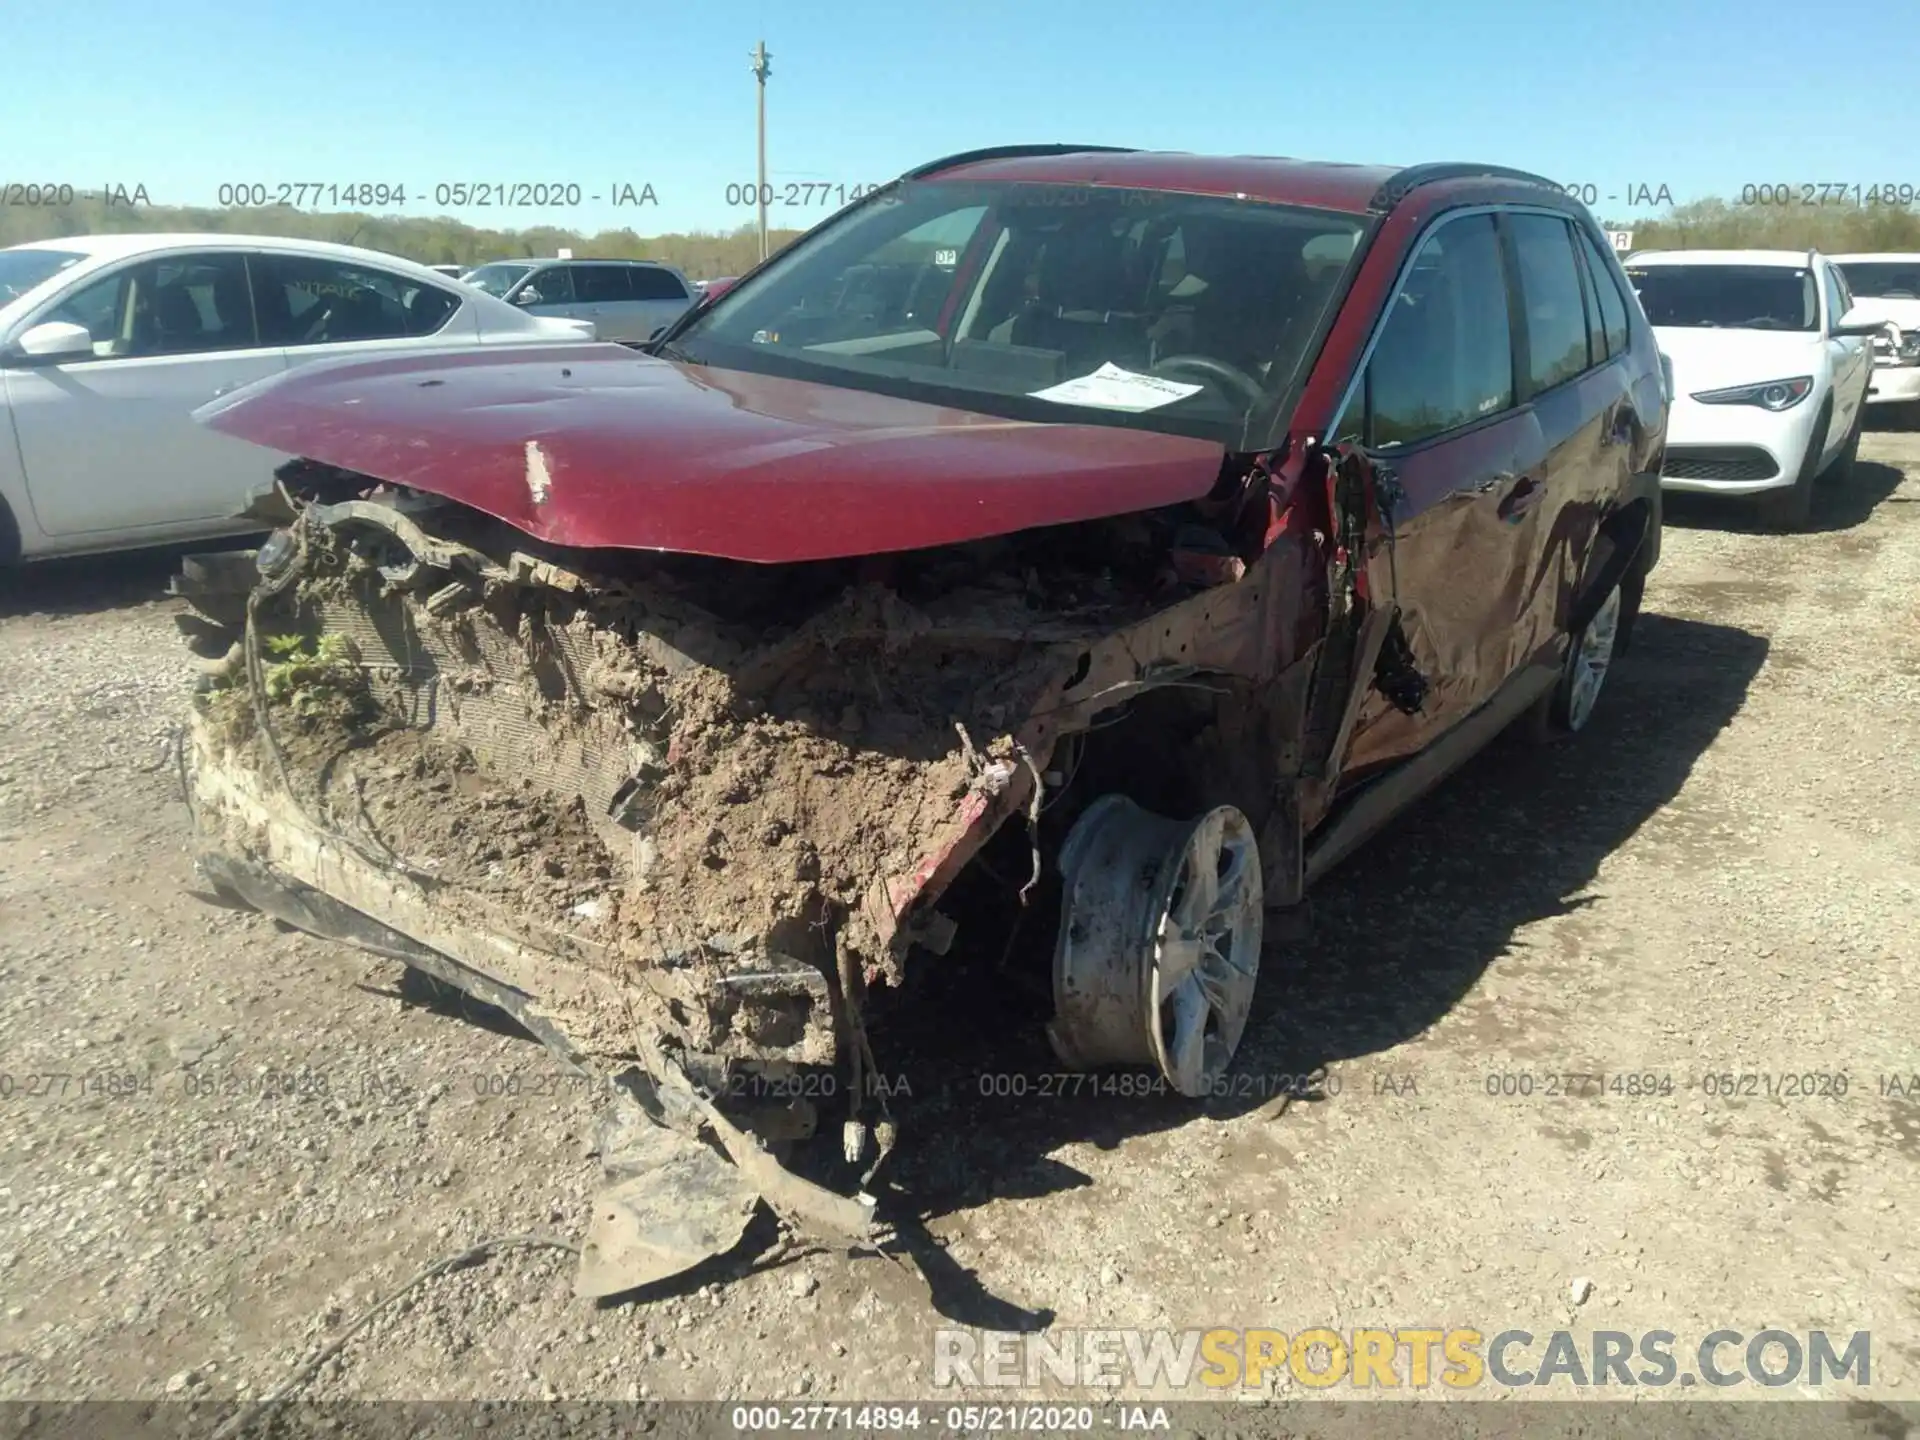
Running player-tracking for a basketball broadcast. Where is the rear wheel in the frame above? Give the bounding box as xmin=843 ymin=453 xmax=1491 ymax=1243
xmin=0 ymin=496 xmax=19 ymax=567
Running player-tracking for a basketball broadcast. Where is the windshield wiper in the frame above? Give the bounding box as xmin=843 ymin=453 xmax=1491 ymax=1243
xmin=651 ymin=338 xmax=705 ymax=366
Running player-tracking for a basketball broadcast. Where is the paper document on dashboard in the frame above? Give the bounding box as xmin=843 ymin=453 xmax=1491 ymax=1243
xmin=1028 ymin=362 xmax=1204 ymax=412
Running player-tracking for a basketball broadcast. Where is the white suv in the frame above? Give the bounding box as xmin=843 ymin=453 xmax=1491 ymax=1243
xmin=461 ymin=258 xmax=696 ymax=343
xmin=1829 ymin=254 xmax=1920 ymax=413
xmin=1625 ymin=249 xmax=1880 ymax=528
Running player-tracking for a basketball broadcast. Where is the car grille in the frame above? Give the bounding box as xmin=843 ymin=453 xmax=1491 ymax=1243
xmin=1662 ymin=446 xmax=1780 ymax=483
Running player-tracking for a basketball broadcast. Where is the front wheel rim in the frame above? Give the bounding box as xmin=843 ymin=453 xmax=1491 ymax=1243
xmin=1565 ymin=586 xmax=1621 ymax=732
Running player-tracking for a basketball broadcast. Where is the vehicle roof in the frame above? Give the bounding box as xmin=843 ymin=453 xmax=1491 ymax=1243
xmin=506 ymin=257 xmax=673 ymax=268
xmin=2 ymin=232 xmax=472 ymax=285
xmin=918 ymin=151 xmax=1404 ymax=214
xmin=8 ymin=232 xmax=398 ymax=262
xmin=910 ymin=150 xmax=1588 ymax=217
xmin=1626 ymin=249 xmax=1820 ymax=268
xmin=1827 ymin=252 xmax=1920 ymax=263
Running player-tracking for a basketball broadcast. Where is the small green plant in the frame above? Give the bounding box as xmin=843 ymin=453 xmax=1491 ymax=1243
xmin=261 ymin=632 xmax=365 ymax=717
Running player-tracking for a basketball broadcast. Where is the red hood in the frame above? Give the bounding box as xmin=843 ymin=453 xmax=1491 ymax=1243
xmin=196 ymin=343 xmax=1229 ymax=563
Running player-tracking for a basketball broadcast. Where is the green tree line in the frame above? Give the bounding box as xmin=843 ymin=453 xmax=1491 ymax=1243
xmin=0 ymin=196 xmax=807 ymax=279
xmin=1605 ymin=198 xmax=1920 ymax=252
xmin=8 ymin=191 xmax=1920 ymax=277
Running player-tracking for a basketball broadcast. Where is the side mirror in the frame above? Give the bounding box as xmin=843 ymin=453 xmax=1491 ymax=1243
xmin=1833 ymin=310 xmax=1890 ymax=339
xmin=514 ymin=288 xmax=543 ymax=306
xmin=10 ymin=320 xmax=95 ymax=363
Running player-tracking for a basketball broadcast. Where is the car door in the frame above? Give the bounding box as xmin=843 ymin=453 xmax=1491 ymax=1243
xmin=1 ymin=251 xmax=289 ymax=537
xmin=1502 ymin=211 xmax=1619 ymax=667
xmin=1329 ymin=210 xmax=1547 ymax=779
xmin=1822 ymin=264 xmax=1868 ymax=441
xmin=628 ymin=265 xmax=696 ymax=339
xmin=250 ymin=253 xmax=476 ymax=368
xmin=569 ymin=264 xmax=640 ymax=339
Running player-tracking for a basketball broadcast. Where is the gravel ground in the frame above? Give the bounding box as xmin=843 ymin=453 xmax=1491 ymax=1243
xmin=1 ymin=436 xmax=1917 ymax=1414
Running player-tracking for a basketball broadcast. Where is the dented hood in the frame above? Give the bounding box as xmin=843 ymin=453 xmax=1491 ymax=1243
xmin=195 ymin=343 xmax=1229 ymax=562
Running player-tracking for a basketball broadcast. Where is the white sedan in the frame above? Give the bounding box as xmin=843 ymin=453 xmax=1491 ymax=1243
xmin=0 ymin=233 xmax=597 ymax=563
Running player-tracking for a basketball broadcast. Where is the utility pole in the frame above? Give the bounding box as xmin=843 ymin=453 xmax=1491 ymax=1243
xmin=750 ymin=41 xmax=772 ymax=263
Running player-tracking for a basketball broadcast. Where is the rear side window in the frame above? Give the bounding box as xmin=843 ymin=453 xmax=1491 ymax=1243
xmin=1575 ymin=242 xmax=1605 ymax=364
xmin=1577 ymin=229 xmax=1631 ymax=358
xmin=575 ymin=266 xmax=632 ymax=302
xmin=1361 ymin=213 xmax=1514 ymax=448
xmin=629 ymin=266 xmax=689 ymax=301
xmin=1508 ymin=214 xmax=1590 ymax=393
xmin=252 ymin=256 xmax=459 ymax=345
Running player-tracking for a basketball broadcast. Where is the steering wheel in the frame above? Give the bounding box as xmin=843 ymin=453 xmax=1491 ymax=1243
xmin=1148 ymin=353 xmax=1265 ymax=407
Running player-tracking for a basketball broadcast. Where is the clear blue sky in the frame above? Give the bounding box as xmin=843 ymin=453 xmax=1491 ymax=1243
xmin=4 ymin=0 xmax=1914 ymax=236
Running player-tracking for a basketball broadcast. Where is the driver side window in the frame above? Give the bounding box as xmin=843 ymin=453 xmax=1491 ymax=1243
xmin=519 ymin=266 xmax=575 ymax=305
xmin=1332 ymin=213 xmax=1515 ymax=448
xmin=1822 ymin=266 xmax=1849 ymax=330
xmin=44 ymin=254 xmax=259 ymax=358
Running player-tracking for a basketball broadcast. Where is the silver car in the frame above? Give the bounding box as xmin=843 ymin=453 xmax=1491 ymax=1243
xmin=462 ymin=258 xmax=697 ymax=343
xmin=0 ymin=232 xmax=599 ymax=563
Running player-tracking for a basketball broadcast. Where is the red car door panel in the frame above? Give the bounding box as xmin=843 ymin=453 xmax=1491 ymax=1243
xmin=1341 ymin=402 xmax=1546 ymax=778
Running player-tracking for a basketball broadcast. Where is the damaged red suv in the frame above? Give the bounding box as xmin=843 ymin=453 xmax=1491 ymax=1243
xmin=177 ymin=147 xmax=1665 ymax=1274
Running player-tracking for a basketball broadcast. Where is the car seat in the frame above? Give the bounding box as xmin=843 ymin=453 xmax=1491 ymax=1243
xmin=135 ymin=283 xmax=209 ymax=355
xmin=1009 ymin=223 xmax=1150 ymax=372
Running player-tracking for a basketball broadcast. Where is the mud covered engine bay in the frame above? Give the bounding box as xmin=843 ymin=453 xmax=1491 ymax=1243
xmin=178 ymin=463 xmax=1314 ymax=1291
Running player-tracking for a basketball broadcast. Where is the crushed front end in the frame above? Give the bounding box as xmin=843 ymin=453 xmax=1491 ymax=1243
xmin=176 ymin=459 xmax=1330 ymax=1286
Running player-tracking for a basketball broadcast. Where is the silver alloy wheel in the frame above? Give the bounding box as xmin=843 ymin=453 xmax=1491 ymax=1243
xmin=1564 ymin=584 xmax=1622 ymax=733
xmin=1048 ymin=795 xmax=1263 ymax=1097
xmin=1146 ymin=807 xmax=1264 ymax=1095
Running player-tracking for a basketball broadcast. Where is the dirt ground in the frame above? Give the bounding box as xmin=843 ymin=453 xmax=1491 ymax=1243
xmin=1 ymin=433 xmax=1918 ymax=1416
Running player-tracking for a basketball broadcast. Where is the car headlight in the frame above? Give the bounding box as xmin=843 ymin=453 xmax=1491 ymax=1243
xmin=256 ymin=528 xmax=296 ymax=581
xmin=1874 ymin=328 xmax=1920 ymax=365
xmin=1689 ymin=376 xmax=1814 ymax=411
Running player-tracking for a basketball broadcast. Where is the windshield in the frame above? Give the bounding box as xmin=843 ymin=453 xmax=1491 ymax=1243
xmin=1624 ymin=264 xmax=1817 ymax=331
xmin=463 ymin=262 xmax=533 ymax=297
xmin=1833 ymin=261 xmax=1920 ymax=299
xmin=0 ymin=248 xmax=86 ymax=304
xmin=670 ymin=180 xmax=1368 ymax=443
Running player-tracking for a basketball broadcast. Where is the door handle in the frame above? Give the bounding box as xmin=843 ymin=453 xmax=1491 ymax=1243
xmin=211 ymin=383 xmax=237 ymax=398
xmin=1496 ymin=475 xmax=1543 ymax=523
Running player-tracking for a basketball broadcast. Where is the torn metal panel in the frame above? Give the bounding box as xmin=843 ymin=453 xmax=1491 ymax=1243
xmin=576 ymin=1106 xmax=759 ymax=1299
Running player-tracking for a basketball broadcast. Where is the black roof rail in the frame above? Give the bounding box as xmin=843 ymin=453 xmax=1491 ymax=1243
xmin=1369 ymin=162 xmax=1563 ymax=212
xmin=901 ymin=143 xmax=1139 ymax=181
